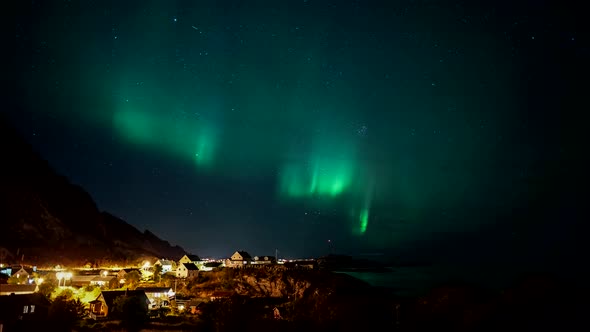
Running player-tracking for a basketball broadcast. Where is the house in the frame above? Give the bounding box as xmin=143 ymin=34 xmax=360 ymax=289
xmin=176 ymin=262 xmax=199 ymax=278
xmin=11 ymin=266 xmax=34 ymax=284
xmin=88 ymin=290 xmax=149 ymax=320
xmin=70 ymin=275 xmax=98 ymax=288
xmin=178 ymin=254 xmax=201 ymax=266
xmin=0 ymin=293 xmax=50 ymax=331
xmin=225 ymin=251 xmax=252 ymax=268
xmin=91 ymin=276 xmax=117 ymax=288
xmin=0 ymin=284 xmax=37 ymax=296
xmin=135 ymin=287 xmax=175 ymax=309
xmin=252 ymin=255 xmax=277 ymax=265
xmin=200 ymin=261 xmax=223 ymax=271
xmin=284 ymin=261 xmax=316 ymax=270
xmin=154 ymin=259 xmax=175 ymax=273
xmin=186 ymin=299 xmax=205 ymax=315
xmin=0 ymin=266 xmax=12 ymax=277
xmin=116 ymin=268 xmax=140 ymax=281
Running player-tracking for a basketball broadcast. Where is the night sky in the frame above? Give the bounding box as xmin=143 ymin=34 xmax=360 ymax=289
xmin=7 ymin=1 xmax=586 ymax=266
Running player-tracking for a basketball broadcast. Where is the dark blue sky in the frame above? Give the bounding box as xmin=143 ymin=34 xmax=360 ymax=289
xmin=7 ymin=0 xmax=586 ymax=268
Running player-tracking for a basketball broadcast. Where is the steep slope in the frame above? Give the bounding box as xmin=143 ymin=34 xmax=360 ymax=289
xmin=0 ymin=116 xmax=186 ymax=266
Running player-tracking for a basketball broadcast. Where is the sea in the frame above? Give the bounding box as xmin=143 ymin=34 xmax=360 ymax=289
xmin=337 ymin=263 xmax=529 ymax=298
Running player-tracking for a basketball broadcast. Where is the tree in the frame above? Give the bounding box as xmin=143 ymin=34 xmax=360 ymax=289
xmin=153 ymin=264 xmax=162 ymax=283
xmin=48 ymin=296 xmax=87 ymax=331
xmin=38 ymin=280 xmax=56 ymax=298
xmin=56 ymin=287 xmax=74 ymax=300
xmin=124 ymin=270 xmax=141 ymax=288
xmin=162 ymin=273 xmax=177 ymax=288
xmin=7 ymin=275 xmax=19 ymax=284
xmin=112 ymin=295 xmax=149 ymax=331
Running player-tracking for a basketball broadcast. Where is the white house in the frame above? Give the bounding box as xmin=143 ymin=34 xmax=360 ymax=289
xmin=11 ymin=266 xmax=35 ymax=284
xmin=176 ymin=262 xmax=199 ymax=278
xmin=225 ymin=251 xmax=252 ymax=268
xmin=135 ymin=287 xmax=175 ymax=309
xmin=178 ymin=254 xmax=201 ymax=266
xmin=154 ymin=259 xmax=174 ymax=273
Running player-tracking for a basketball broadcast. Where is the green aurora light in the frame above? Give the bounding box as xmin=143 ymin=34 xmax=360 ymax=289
xmin=113 ymin=110 xmax=217 ymax=168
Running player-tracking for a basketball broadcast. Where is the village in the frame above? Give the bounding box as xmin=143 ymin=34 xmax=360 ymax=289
xmin=0 ymin=250 xmax=319 ymax=329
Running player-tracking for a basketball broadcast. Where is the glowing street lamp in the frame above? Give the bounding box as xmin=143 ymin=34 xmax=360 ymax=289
xmin=56 ymin=272 xmax=64 ymax=286
xmin=56 ymin=272 xmax=72 ymax=287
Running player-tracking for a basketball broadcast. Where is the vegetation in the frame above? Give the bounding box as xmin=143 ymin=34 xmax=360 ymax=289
xmin=123 ymin=270 xmax=141 ymax=288
xmin=48 ymin=295 xmax=87 ymax=331
xmin=153 ymin=264 xmax=163 ymax=283
xmin=7 ymin=274 xmax=22 ymax=284
xmin=111 ymin=294 xmax=149 ymax=331
xmin=38 ymin=279 xmax=57 ymax=297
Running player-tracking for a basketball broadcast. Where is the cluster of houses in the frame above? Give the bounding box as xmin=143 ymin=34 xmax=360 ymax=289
xmin=156 ymin=251 xmax=292 ymax=277
xmin=0 ymin=250 xmax=317 ymax=328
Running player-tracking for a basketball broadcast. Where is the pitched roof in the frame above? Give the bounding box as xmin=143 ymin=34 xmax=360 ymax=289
xmin=71 ymin=275 xmax=98 ymax=283
xmin=186 ymin=254 xmax=201 ymax=261
xmin=0 ymin=284 xmax=37 ymax=295
xmin=182 ymin=262 xmax=199 ymax=270
xmin=14 ymin=266 xmax=34 ymax=275
xmin=235 ymin=251 xmax=252 ymax=260
xmin=92 ymin=276 xmax=116 ymax=282
xmin=135 ymin=287 xmax=173 ymax=294
xmin=204 ymin=262 xmax=223 ymax=268
xmin=118 ymin=268 xmax=139 ymax=274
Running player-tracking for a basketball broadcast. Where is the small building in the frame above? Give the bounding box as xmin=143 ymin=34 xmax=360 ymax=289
xmin=200 ymin=261 xmax=223 ymax=271
xmin=154 ymin=259 xmax=175 ymax=273
xmin=0 ymin=293 xmax=50 ymax=331
xmin=176 ymin=262 xmax=199 ymax=279
xmin=135 ymin=287 xmax=175 ymax=309
xmin=70 ymin=275 xmax=98 ymax=288
xmin=91 ymin=276 xmax=117 ymax=288
xmin=0 ymin=284 xmax=37 ymax=296
xmin=88 ymin=290 xmax=149 ymax=320
xmin=178 ymin=254 xmax=201 ymax=266
xmin=225 ymin=251 xmax=252 ymax=268
xmin=252 ymin=255 xmax=277 ymax=265
xmin=186 ymin=299 xmax=205 ymax=314
xmin=0 ymin=266 xmax=12 ymax=277
xmin=284 ymin=260 xmax=317 ymax=270
xmin=11 ymin=266 xmax=34 ymax=284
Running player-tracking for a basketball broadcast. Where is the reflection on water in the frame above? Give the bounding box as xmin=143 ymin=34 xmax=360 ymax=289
xmin=339 ymin=266 xmax=437 ymax=297
xmin=339 ymin=264 xmax=517 ymax=297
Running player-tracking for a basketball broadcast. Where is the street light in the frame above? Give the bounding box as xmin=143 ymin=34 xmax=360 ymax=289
xmin=56 ymin=272 xmax=64 ymax=287
xmin=56 ymin=272 xmax=72 ymax=287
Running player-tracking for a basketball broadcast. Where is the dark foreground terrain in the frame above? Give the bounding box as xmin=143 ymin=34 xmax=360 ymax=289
xmin=2 ymin=269 xmax=587 ymax=332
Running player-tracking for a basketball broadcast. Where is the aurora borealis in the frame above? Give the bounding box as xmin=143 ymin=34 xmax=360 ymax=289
xmin=8 ymin=0 xmax=585 ymax=264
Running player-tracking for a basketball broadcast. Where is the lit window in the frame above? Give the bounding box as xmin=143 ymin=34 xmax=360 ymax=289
xmin=23 ymin=306 xmax=28 ymax=314
xmin=30 ymin=305 xmax=35 ymax=313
